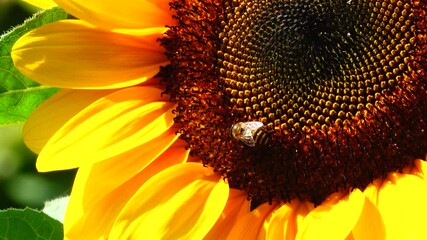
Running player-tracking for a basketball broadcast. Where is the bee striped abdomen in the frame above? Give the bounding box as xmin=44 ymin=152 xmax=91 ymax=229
xmin=253 ymin=128 xmax=270 ymax=145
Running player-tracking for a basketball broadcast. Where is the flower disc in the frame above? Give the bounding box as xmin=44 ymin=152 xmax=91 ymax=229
xmin=160 ymin=0 xmax=427 ymax=205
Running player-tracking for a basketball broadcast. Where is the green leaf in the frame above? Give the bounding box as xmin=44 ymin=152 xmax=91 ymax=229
xmin=0 ymin=7 xmax=69 ymax=126
xmin=0 ymin=208 xmax=63 ymax=240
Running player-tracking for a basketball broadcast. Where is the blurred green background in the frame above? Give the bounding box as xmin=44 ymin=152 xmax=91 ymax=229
xmin=0 ymin=0 xmax=75 ymax=209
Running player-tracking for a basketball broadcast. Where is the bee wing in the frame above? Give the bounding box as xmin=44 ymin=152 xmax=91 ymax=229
xmin=241 ymin=121 xmax=264 ymax=130
xmin=239 ymin=121 xmax=263 ymax=147
xmin=239 ymin=135 xmax=256 ymax=147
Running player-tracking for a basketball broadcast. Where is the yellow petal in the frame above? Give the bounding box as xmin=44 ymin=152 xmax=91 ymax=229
xmin=53 ymin=0 xmax=174 ymax=30
xmin=403 ymin=159 xmax=427 ymax=181
xmin=205 ymin=189 xmax=251 ymax=240
xmin=22 ymin=0 xmax=57 ymax=9
xmin=296 ymin=189 xmax=366 ymax=240
xmin=346 ymin=233 xmax=355 ymax=240
xmin=351 ymin=192 xmax=385 ymax=240
xmin=109 ymin=163 xmax=229 ymax=239
xmin=226 ymin=202 xmax=279 ymax=240
xmin=267 ymin=200 xmax=312 ymax=240
xmin=36 ymin=86 xmax=175 ymax=171
xmin=417 ymin=159 xmax=427 ymax=182
xmin=23 ymin=89 xmax=114 ymax=153
xmin=12 ymin=20 xmax=167 ymax=89
xmin=371 ymin=174 xmax=427 ymax=240
xmin=64 ymin=138 xmax=188 ymax=240
xmin=266 ymin=203 xmax=294 ymax=240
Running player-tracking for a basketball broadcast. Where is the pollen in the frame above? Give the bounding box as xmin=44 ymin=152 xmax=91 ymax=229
xmin=159 ymin=0 xmax=427 ymax=205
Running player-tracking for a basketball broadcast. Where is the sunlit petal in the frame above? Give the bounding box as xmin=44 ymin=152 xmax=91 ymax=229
xmin=21 ymin=0 xmax=57 ymax=9
xmin=368 ymin=174 xmax=427 ymax=240
xmin=109 ymin=163 xmax=229 ymax=239
xmin=351 ymin=191 xmax=385 ymax=240
xmin=53 ymin=0 xmax=174 ymax=30
xmin=417 ymin=159 xmax=427 ymax=182
xmin=226 ymin=202 xmax=279 ymax=240
xmin=36 ymin=86 xmax=175 ymax=171
xmin=296 ymin=189 xmax=365 ymax=240
xmin=205 ymin=189 xmax=250 ymax=240
xmin=23 ymin=89 xmax=114 ymax=153
xmin=12 ymin=20 xmax=167 ymax=89
xmin=64 ymin=138 xmax=188 ymax=240
xmin=402 ymin=158 xmax=427 ymax=181
xmin=266 ymin=200 xmax=312 ymax=240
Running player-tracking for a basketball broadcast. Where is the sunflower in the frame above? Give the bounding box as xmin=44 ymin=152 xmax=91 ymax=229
xmin=11 ymin=0 xmax=427 ymax=239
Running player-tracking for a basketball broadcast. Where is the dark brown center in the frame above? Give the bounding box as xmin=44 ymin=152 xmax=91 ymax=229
xmin=159 ymin=0 xmax=427 ymax=206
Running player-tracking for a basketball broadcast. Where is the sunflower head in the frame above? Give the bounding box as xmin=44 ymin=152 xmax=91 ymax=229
xmin=159 ymin=0 xmax=427 ymax=205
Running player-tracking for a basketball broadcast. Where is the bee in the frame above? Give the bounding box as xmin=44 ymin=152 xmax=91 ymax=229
xmin=230 ymin=121 xmax=270 ymax=147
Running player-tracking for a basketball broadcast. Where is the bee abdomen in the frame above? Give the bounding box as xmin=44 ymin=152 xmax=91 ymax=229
xmin=253 ymin=128 xmax=270 ymax=145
